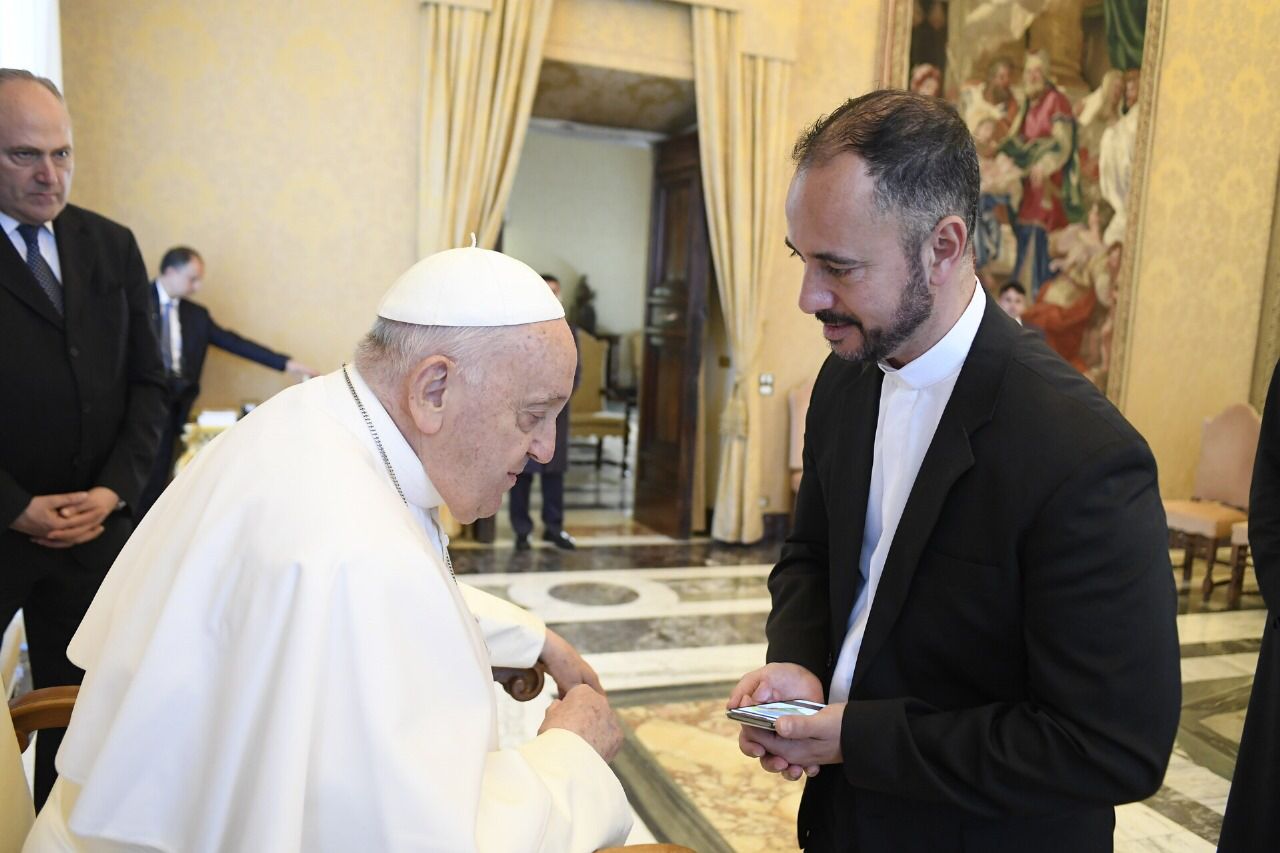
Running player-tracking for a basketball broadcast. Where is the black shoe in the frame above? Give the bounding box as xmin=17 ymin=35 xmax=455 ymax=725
xmin=542 ymin=530 xmax=576 ymax=550
xmin=515 ymin=534 xmax=531 ymax=551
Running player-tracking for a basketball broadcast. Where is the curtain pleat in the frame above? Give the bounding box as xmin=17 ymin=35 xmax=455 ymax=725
xmin=693 ymin=7 xmax=791 ymax=543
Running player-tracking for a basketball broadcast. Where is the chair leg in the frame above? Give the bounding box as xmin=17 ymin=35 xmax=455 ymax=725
xmin=1201 ymin=539 xmax=1217 ymax=601
xmin=621 ymin=426 xmax=630 ymax=477
xmin=1180 ymin=534 xmax=1196 ymax=592
xmin=1229 ymin=544 xmax=1248 ymax=609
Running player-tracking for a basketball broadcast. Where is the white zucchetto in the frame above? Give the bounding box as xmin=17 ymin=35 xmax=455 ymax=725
xmin=377 ymin=245 xmax=565 ymax=327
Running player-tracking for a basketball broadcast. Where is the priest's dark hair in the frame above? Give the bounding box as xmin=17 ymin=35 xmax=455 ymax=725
xmin=792 ymin=89 xmax=979 ymax=260
xmin=159 ymin=246 xmax=202 ymax=273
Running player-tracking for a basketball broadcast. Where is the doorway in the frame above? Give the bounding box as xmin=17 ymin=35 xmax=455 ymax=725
xmin=491 ymin=59 xmax=723 ymax=548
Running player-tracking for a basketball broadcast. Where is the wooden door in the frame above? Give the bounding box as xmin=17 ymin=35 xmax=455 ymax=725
xmin=634 ymin=133 xmax=712 ymax=539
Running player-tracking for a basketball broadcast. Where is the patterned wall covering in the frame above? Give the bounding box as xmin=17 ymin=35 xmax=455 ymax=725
xmin=1121 ymin=0 xmax=1280 ymax=497
xmin=544 ymin=0 xmax=694 ymax=79
xmin=60 ymin=0 xmax=423 ymax=409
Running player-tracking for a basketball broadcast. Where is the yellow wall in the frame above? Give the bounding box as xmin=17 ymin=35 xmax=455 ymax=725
xmin=61 ymin=0 xmax=423 ymax=409
xmin=504 ymin=127 xmax=653 ymax=335
xmin=752 ymin=0 xmax=882 ymax=514
xmin=1120 ymin=0 xmax=1280 ymax=497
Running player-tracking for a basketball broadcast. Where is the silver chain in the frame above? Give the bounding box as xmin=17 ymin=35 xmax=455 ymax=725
xmin=343 ymin=364 xmax=455 ymax=580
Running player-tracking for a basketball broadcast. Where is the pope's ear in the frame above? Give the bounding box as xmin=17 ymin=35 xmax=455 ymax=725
xmin=406 ymin=355 xmax=453 ymax=435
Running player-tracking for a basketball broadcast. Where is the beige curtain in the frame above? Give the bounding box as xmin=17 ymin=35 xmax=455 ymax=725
xmin=693 ymin=7 xmax=791 ymax=544
xmin=419 ymin=0 xmax=553 ymax=255
xmin=420 ymin=0 xmax=552 ymax=536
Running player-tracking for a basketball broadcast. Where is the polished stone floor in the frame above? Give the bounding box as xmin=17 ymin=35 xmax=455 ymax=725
xmin=476 ymin=505 xmax=1265 ymax=851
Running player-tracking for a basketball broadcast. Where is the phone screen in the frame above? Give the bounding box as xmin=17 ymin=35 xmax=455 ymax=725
xmin=726 ymin=700 xmax=825 ymax=730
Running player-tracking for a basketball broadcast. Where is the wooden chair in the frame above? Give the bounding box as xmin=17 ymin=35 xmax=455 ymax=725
xmin=1203 ymin=520 xmax=1252 ymax=609
xmin=6 ymin=668 xmax=690 ymax=853
xmin=570 ymin=331 xmax=631 ymax=474
xmin=1164 ymin=403 xmax=1262 ymax=593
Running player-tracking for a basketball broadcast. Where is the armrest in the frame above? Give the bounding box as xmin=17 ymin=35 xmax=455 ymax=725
xmin=9 ymin=685 xmax=79 ymax=752
xmin=492 ymin=663 xmax=548 ymax=702
xmin=8 ymin=668 xmax=550 ymax=754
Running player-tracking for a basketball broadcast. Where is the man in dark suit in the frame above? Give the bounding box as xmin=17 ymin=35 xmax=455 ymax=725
xmin=138 ymin=246 xmax=317 ymax=516
xmin=510 ymin=273 xmax=579 ymax=550
xmin=0 ymin=68 xmax=167 ymax=807
xmin=728 ymin=91 xmax=1180 ymax=852
xmin=1219 ymin=359 xmax=1280 ymax=850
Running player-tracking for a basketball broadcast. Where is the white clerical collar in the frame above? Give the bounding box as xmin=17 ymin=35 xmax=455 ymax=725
xmin=340 ymin=365 xmax=443 ymax=511
xmin=0 ymin=209 xmax=53 ymax=239
xmin=879 ymin=279 xmax=986 ymax=389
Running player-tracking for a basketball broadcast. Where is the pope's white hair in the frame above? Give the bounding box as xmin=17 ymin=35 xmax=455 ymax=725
xmin=354 ymin=317 xmax=506 ymax=389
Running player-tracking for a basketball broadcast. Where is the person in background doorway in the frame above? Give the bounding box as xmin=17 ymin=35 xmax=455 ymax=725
xmin=510 ymin=273 xmax=580 ymax=551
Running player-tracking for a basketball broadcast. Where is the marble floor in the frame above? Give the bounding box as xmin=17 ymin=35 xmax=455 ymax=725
xmin=467 ymin=512 xmax=1266 ymax=851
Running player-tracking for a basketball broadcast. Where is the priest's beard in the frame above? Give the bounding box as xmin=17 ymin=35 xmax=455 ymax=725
xmin=816 ymin=250 xmax=933 ymax=366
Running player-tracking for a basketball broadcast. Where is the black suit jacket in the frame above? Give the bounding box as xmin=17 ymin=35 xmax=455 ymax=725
xmin=148 ymin=288 xmax=289 ymax=426
xmin=1219 ymin=360 xmax=1280 ymax=851
xmin=768 ymin=298 xmax=1181 ymax=852
xmin=0 ymin=204 xmax=168 ymax=570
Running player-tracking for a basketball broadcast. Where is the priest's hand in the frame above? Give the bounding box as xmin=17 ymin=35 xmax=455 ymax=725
xmin=729 ymin=662 xmax=826 ymax=781
xmin=740 ymin=702 xmax=845 ymax=781
xmin=540 ymin=628 xmax=605 ymax=696
xmin=29 ymin=487 xmax=119 ymax=548
xmin=540 ymin=684 xmax=623 ymax=762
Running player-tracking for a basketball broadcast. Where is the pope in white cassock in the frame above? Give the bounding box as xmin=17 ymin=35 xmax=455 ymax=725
xmin=25 ymin=247 xmax=634 ymax=852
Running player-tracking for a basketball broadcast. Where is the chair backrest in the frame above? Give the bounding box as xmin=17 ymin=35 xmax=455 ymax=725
xmin=571 ymin=331 xmax=610 ymax=414
xmin=788 ymin=380 xmax=814 ymax=474
xmin=1193 ymin=403 xmax=1262 ymax=509
xmin=1 ymin=695 xmax=34 ymax=853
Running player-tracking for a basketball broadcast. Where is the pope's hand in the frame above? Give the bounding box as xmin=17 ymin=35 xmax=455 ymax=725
xmin=540 ymin=684 xmax=623 ymax=762
xmin=729 ymin=662 xmax=826 ymax=781
xmin=539 ymin=628 xmax=605 ymax=696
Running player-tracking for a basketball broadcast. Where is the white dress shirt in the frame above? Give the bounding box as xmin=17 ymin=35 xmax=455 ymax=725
xmin=829 ymin=281 xmax=986 ymax=703
xmin=154 ymin=280 xmax=184 ymax=373
xmin=0 ymin=209 xmax=63 ymax=282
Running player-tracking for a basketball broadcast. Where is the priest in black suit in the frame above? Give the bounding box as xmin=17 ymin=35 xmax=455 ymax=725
xmin=728 ymin=91 xmax=1180 ymax=852
xmin=137 ymin=246 xmax=317 ymax=516
xmin=1219 ymin=359 xmax=1280 ymax=851
xmin=0 ymin=69 xmax=167 ymax=807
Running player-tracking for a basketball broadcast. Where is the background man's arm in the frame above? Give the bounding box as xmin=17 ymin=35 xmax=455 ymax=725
xmin=835 ymin=440 xmax=1181 ymax=816
xmin=208 ymin=317 xmax=317 ymax=377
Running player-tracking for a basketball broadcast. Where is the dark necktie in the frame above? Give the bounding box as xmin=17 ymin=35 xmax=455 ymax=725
xmin=16 ymin=223 xmax=63 ymax=315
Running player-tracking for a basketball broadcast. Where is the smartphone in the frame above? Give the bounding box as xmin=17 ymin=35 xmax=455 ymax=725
xmin=726 ymin=699 xmax=826 ymax=731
